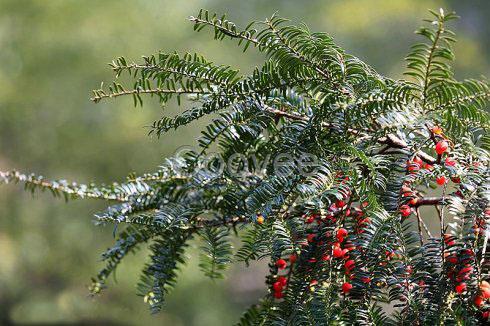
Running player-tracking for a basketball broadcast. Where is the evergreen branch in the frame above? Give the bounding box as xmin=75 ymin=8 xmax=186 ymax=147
xmin=0 ymin=170 xmax=129 ymax=202
xmin=198 ymin=226 xmax=233 ymax=279
xmin=2 ymin=8 xmax=489 ymax=323
xmin=431 ymin=89 xmax=490 ymax=112
xmin=91 ymin=87 xmax=210 ymax=103
xmin=263 ymin=18 xmax=333 ymax=82
xmin=421 ymin=15 xmax=444 ymax=108
xmin=189 ymin=12 xmax=260 ymax=45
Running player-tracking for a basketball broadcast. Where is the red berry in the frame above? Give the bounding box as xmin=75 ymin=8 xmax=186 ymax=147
xmin=344 ymin=259 xmax=355 ymax=270
xmin=337 ymin=228 xmax=348 ymax=241
xmin=305 ymin=215 xmax=315 ymax=224
xmin=481 ymin=280 xmax=490 ymax=290
xmin=321 ymin=254 xmax=331 ymax=261
xmin=402 ymin=191 xmax=413 ymax=198
xmin=309 ymin=279 xmax=318 ymax=287
xmin=273 ymin=291 xmax=284 ymax=299
xmin=277 ymin=276 xmax=287 ymax=287
xmin=333 ymin=247 xmax=344 ymax=258
xmin=276 ymin=259 xmax=287 ymax=270
xmin=409 ymin=198 xmax=418 ymax=206
xmin=436 ymin=176 xmax=447 ymax=186
xmin=451 ymin=176 xmax=461 ymax=184
xmin=445 ymin=157 xmax=456 ymax=167
xmin=307 ymin=234 xmax=316 ymax=243
xmin=483 ymin=311 xmax=490 ymax=320
xmin=399 ymin=205 xmax=412 ymax=217
xmin=336 ymin=200 xmax=346 ymax=208
xmin=446 ymin=240 xmax=455 ymax=247
xmin=358 ymin=217 xmax=370 ymax=226
xmin=455 ymin=283 xmax=467 ymax=294
xmin=273 ymin=281 xmax=283 ymax=292
xmin=342 ymin=282 xmax=353 ymax=294
xmin=289 ymin=254 xmax=297 ymax=265
xmin=481 ymin=287 xmax=490 ymax=299
xmin=459 ymin=266 xmax=473 ymax=275
xmin=407 ymin=160 xmax=420 ymax=172
xmin=435 ymin=140 xmax=449 ymax=155
xmin=474 ymin=295 xmax=484 ymax=307
xmin=413 ymin=156 xmax=423 ymax=168
xmin=362 ymin=277 xmax=371 ymax=284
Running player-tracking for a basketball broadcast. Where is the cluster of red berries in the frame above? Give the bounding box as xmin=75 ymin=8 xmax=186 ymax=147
xmin=442 ymin=235 xmax=490 ymax=309
xmin=272 ymin=254 xmax=297 ymax=299
xmin=406 ymin=156 xmax=458 ymax=187
xmin=404 ymin=127 xmax=465 ymax=195
xmin=406 ymin=156 xmax=433 ymax=173
xmin=271 ymin=190 xmax=366 ymax=298
xmin=333 ymin=228 xmax=356 ymax=293
xmin=399 ymin=204 xmax=412 ymax=217
xmin=433 ymin=132 xmax=462 ymax=187
xmin=272 ymin=275 xmax=287 ymax=299
xmin=398 ymin=184 xmax=417 ymax=217
xmin=329 ymin=198 xmax=373 ymax=293
xmin=301 ymin=203 xmax=354 ymax=258
xmin=266 ymin=128 xmax=488 ymax=317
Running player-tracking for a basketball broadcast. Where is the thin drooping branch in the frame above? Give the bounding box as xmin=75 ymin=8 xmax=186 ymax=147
xmin=415 ymin=207 xmax=433 ymax=238
xmin=0 ymin=170 xmax=129 ymax=202
xmin=188 ymin=15 xmax=260 ymax=45
xmin=91 ymin=88 xmax=211 ymax=103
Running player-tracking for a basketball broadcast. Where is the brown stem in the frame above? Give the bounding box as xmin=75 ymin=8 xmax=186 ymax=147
xmin=435 ymin=205 xmax=445 ymax=264
xmin=413 ymin=197 xmax=444 ymax=207
xmin=415 ymin=208 xmax=424 ymax=246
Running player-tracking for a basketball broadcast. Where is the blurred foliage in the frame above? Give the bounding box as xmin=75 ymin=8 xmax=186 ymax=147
xmin=0 ymin=0 xmax=487 ymax=324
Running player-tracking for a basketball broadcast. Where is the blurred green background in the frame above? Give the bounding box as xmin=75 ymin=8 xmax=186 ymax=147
xmin=0 ymin=0 xmax=488 ymax=325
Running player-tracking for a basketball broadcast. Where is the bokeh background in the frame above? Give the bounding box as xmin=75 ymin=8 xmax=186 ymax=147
xmin=0 ymin=0 xmax=488 ymax=325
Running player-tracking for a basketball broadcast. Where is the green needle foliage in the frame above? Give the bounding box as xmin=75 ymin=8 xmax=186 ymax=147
xmin=1 ymin=8 xmax=490 ymax=324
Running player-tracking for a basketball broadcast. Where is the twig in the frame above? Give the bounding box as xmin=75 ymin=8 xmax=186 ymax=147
xmin=415 ymin=208 xmax=424 ymax=246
